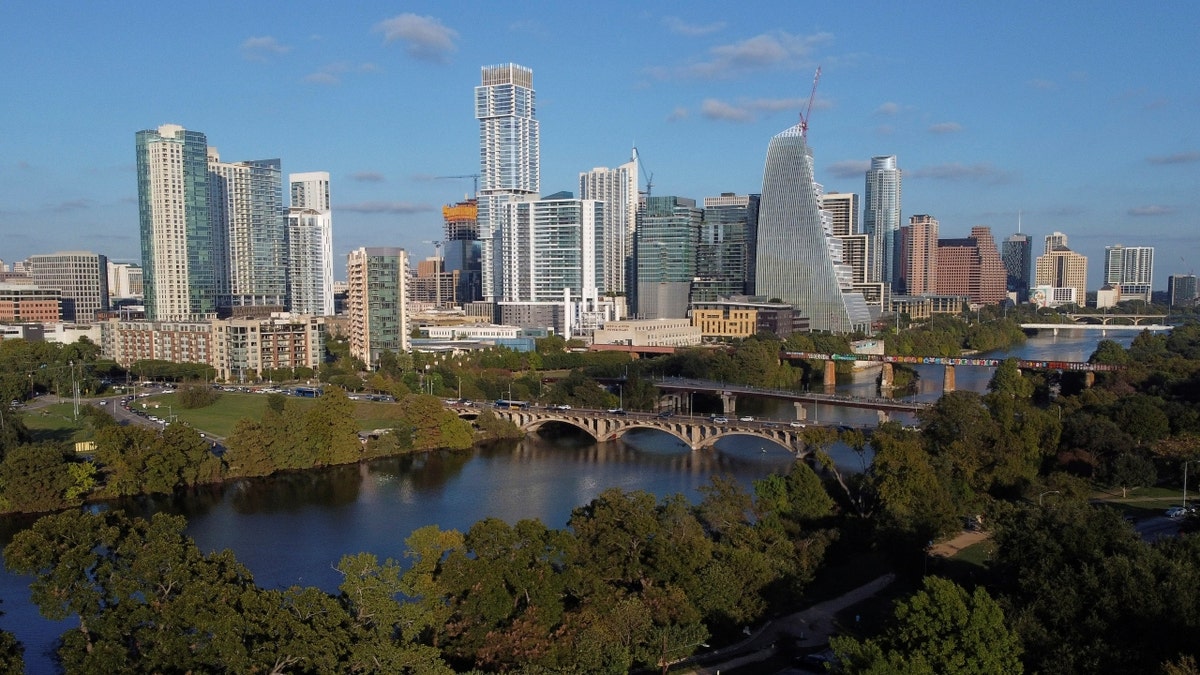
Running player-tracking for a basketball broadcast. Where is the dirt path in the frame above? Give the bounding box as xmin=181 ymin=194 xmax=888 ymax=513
xmin=929 ymin=530 xmax=990 ymax=557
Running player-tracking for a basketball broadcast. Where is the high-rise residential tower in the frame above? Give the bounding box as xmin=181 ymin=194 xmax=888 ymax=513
xmin=499 ymin=197 xmax=604 ymax=303
xmin=135 ymin=124 xmax=216 ymax=321
xmin=29 ymin=251 xmax=109 ymax=322
xmin=1169 ymin=274 xmax=1197 ymax=307
xmin=755 ymin=124 xmax=871 ymax=333
xmin=346 ymin=247 xmax=408 ymax=366
xmin=579 ymin=151 xmax=638 ymax=294
xmin=1103 ymin=244 xmax=1154 ymax=302
xmin=207 ymin=151 xmax=287 ymax=311
xmin=476 ymin=63 xmax=539 ymax=301
xmin=1002 ymin=232 xmax=1033 ymax=302
xmin=634 ymin=196 xmax=701 ymax=319
xmin=1035 ymin=232 xmax=1088 ymax=306
xmin=287 ymin=172 xmax=334 ymax=316
xmin=864 ymin=155 xmax=902 ymax=292
xmin=899 ymin=215 xmax=939 ymax=296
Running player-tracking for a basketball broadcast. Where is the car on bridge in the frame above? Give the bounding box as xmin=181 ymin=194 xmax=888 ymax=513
xmin=739 ymin=415 xmax=754 ymax=422
xmin=607 ymin=408 xmax=627 ymax=415
xmin=789 ymin=421 xmax=806 ymax=428
xmin=548 ymin=404 xmax=572 ymax=410
xmin=712 ymin=416 xmax=728 ymax=423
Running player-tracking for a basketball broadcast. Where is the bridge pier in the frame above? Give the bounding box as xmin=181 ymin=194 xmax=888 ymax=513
xmin=878 ymin=410 xmax=890 ymax=424
xmin=1084 ymin=371 xmax=1095 ymax=388
xmin=823 ymin=361 xmax=837 ymax=387
xmin=659 ymin=393 xmax=682 ymax=413
xmin=720 ymin=392 xmax=736 ymax=414
xmin=943 ymin=365 xmax=956 ymax=393
xmin=879 ymin=362 xmax=894 ymax=390
xmin=794 ymin=402 xmax=807 ymax=421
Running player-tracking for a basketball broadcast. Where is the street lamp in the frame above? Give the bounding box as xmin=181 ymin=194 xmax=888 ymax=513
xmin=1183 ymin=459 xmax=1200 ymax=508
xmin=1038 ymin=490 xmax=1060 ymax=506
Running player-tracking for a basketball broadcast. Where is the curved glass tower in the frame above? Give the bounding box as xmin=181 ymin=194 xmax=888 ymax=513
xmin=754 ymin=124 xmax=871 ymax=333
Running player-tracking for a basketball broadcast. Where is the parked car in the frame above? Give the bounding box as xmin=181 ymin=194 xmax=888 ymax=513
xmin=1166 ymin=506 xmax=1190 ymax=519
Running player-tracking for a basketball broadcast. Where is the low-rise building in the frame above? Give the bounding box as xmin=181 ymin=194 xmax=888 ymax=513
xmin=0 ymin=283 xmax=62 ymax=323
xmin=592 ymin=318 xmax=702 ymax=347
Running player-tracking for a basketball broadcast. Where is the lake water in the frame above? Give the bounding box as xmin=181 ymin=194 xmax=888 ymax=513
xmin=0 ymin=329 xmax=1135 ymax=673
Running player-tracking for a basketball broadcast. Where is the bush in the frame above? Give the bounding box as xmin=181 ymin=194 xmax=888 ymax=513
xmin=176 ymin=384 xmax=221 ymax=409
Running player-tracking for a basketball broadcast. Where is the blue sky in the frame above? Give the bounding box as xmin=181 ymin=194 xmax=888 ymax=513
xmin=1 ymin=1 xmax=1197 ymax=290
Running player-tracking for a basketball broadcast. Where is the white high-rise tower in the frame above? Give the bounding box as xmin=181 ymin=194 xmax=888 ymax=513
xmin=864 ymin=155 xmax=902 ymax=291
xmin=288 ymin=172 xmax=334 ymax=316
xmin=476 ymin=63 xmax=540 ymax=301
xmin=579 ymin=149 xmax=638 ymax=294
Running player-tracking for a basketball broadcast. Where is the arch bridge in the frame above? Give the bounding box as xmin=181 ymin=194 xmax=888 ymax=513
xmin=451 ymin=406 xmax=810 ymax=455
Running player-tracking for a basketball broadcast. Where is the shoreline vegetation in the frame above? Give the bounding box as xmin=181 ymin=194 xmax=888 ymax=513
xmin=2 ymin=316 xmax=1200 ymax=671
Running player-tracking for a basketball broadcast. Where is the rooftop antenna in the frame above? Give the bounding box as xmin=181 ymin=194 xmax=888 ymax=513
xmin=799 ymin=66 xmax=822 ymax=138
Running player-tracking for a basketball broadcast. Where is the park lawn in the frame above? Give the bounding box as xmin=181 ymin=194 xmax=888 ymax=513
xmin=952 ymin=540 xmax=996 ymax=569
xmin=141 ymin=392 xmax=407 ymax=437
xmin=21 ymin=403 xmax=95 ymax=444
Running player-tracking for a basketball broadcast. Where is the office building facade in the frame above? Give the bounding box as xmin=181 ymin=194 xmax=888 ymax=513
xmin=1035 ymin=232 xmax=1088 ymax=306
xmin=346 ymin=247 xmax=408 ymax=366
xmin=135 ymin=124 xmax=216 ymax=321
xmin=935 ymin=226 xmax=1006 ymax=305
xmin=899 ymin=215 xmax=939 ymax=296
xmin=28 ymin=251 xmax=109 ymax=322
xmin=1002 ymin=232 xmax=1033 ymax=302
xmin=107 ymin=262 xmax=144 ymax=300
xmin=476 ymin=64 xmax=539 ymax=301
xmin=864 ymin=155 xmax=902 ymax=291
xmin=443 ymin=199 xmax=482 ymax=304
xmin=693 ymin=193 xmax=758 ymax=302
xmin=634 ymin=196 xmax=701 ymax=319
xmin=755 ymin=124 xmax=871 ymax=333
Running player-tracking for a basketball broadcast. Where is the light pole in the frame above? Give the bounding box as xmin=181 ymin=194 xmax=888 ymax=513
xmin=1183 ymin=460 xmax=1200 ymax=508
xmin=1038 ymin=490 xmax=1060 ymax=506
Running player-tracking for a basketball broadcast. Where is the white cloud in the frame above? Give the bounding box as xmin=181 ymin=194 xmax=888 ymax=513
xmin=874 ymin=101 xmax=903 ymax=116
xmin=655 ymin=30 xmax=832 ymax=80
xmin=305 ymin=62 xmax=380 ymax=86
xmin=374 ymin=14 xmax=458 ymax=63
xmin=826 ymin=160 xmax=872 ymax=179
xmin=697 ymin=96 xmax=822 ymax=123
xmin=666 ymin=106 xmax=690 ymax=122
xmin=662 ymin=16 xmax=726 ymax=37
xmin=1147 ymin=151 xmax=1200 ymax=165
xmin=350 ymin=171 xmax=385 ymax=183
xmin=928 ymin=122 xmax=963 ymax=134
xmin=1128 ymin=205 xmax=1174 ymax=216
xmin=241 ymin=36 xmax=291 ymax=62
xmin=700 ymin=99 xmax=754 ymax=122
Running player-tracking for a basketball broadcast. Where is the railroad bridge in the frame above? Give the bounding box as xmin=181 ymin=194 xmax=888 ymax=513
xmin=451 ymin=407 xmax=809 ymax=455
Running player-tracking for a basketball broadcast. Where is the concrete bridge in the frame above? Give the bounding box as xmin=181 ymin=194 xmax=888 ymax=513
xmin=451 ymin=406 xmax=810 ymax=454
xmin=654 ymin=377 xmax=929 ymax=422
xmin=1020 ymin=322 xmax=1171 ymax=335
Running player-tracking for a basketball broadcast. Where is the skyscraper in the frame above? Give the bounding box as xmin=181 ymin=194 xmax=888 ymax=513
xmin=499 ymin=197 xmax=603 ymax=303
xmin=579 ymin=151 xmax=638 ymax=294
xmin=693 ymin=193 xmax=758 ymax=302
xmin=1035 ymin=232 xmax=1088 ymax=306
xmin=1103 ymin=244 xmax=1154 ymax=302
xmin=935 ymin=226 xmax=1006 ymax=305
xmin=443 ymin=198 xmax=482 ymax=303
xmin=346 ymin=247 xmax=408 ymax=366
xmin=1002 ymin=232 xmax=1033 ymax=302
xmin=864 ymin=155 xmax=902 ymax=291
xmin=754 ymin=124 xmax=871 ymax=333
xmin=476 ymin=63 xmax=539 ymax=301
xmin=820 ymin=192 xmax=859 ymax=237
xmin=1168 ymin=274 xmax=1197 ymax=307
xmin=207 ymin=151 xmax=287 ymax=311
xmin=135 ymin=124 xmax=216 ymax=321
xmin=634 ymin=196 xmax=701 ymax=319
xmin=287 ymin=172 xmax=334 ymax=316
xmin=899 ymin=215 xmax=938 ymax=296
xmin=28 ymin=251 xmax=109 ymax=322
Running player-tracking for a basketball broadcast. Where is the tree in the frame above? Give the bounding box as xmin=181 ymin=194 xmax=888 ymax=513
xmin=833 ymin=576 xmax=1023 ymax=674
xmin=0 ymin=443 xmax=77 ymax=513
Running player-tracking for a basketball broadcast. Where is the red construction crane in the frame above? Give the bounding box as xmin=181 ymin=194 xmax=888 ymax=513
xmin=799 ymin=66 xmax=822 ymax=138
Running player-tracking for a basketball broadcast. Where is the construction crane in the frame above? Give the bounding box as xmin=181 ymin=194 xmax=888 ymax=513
xmin=422 ymin=240 xmax=445 ymax=307
xmin=632 ymin=146 xmax=653 ymax=198
xmin=433 ymin=173 xmax=481 ymax=197
xmin=799 ymin=66 xmax=822 ymax=138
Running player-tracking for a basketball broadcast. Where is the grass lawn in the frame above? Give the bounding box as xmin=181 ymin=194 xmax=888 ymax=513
xmin=138 ymin=392 xmax=407 ymax=438
xmin=952 ymin=540 xmax=996 ymax=569
xmin=21 ymin=403 xmax=96 ymax=444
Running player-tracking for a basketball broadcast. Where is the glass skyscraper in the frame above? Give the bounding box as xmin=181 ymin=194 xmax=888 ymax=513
xmin=207 ymin=154 xmax=287 ymax=310
xmin=135 ymin=124 xmax=216 ymax=321
xmin=634 ymin=196 xmax=701 ymax=319
xmin=1002 ymin=232 xmax=1033 ymax=302
xmin=754 ymin=125 xmax=871 ymax=333
xmin=864 ymin=155 xmax=902 ymax=292
xmin=693 ymin=193 xmax=758 ymax=302
xmin=475 ymin=63 xmax=539 ymax=301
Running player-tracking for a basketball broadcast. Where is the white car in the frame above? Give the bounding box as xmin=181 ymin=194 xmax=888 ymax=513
xmin=712 ymin=416 xmax=729 ymax=423
xmin=739 ymin=415 xmax=754 ymax=422
xmin=1166 ymin=506 xmax=1190 ymax=519
xmin=789 ymin=421 xmax=806 ymax=428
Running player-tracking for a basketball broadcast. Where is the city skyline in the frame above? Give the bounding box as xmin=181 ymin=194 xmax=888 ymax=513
xmin=2 ymin=2 xmax=1197 ymax=291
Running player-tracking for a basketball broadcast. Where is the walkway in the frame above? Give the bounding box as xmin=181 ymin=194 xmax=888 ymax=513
xmin=676 ymin=573 xmax=897 ymax=674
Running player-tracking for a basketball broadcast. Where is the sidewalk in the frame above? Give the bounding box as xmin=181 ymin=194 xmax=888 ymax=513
xmin=681 ymin=573 xmax=897 ymax=674
xmin=929 ymin=530 xmax=990 ymax=558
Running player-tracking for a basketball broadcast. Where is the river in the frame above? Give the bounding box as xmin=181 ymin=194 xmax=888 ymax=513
xmin=0 ymin=329 xmax=1135 ymax=673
